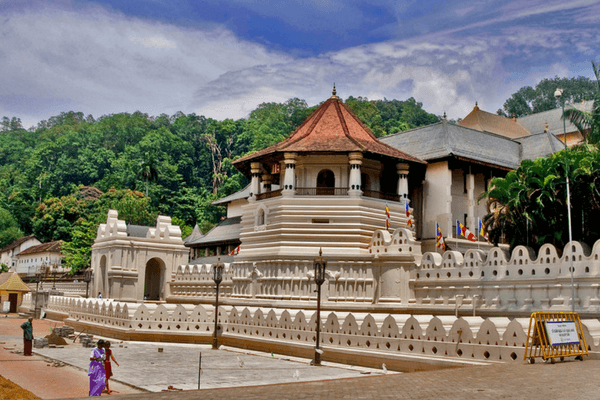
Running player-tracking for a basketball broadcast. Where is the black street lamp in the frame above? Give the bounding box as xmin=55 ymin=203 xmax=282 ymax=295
xmin=212 ymin=258 xmax=224 ymax=350
xmin=312 ymin=248 xmax=327 ymax=366
xmin=83 ymin=268 xmax=92 ymax=299
xmin=34 ymin=269 xmax=42 ymax=319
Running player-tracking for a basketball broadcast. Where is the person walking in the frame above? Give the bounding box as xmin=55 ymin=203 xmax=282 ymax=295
xmin=20 ymin=317 xmax=33 ymax=356
xmin=103 ymin=341 xmax=119 ymax=394
xmin=89 ymin=340 xmax=106 ymax=396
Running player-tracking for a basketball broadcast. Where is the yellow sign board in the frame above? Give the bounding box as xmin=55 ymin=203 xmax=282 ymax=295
xmin=524 ymin=312 xmax=588 ymax=364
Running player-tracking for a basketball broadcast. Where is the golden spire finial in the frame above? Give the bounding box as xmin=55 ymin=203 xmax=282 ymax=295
xmin=332 ymin=83 xmax=336 ymax=97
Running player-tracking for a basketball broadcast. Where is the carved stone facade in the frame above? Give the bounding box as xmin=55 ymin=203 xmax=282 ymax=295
xmin=90 ymin=210 xmax=189 ymax=302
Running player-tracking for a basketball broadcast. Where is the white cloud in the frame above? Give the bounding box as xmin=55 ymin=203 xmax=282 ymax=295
xmin=0 ymin=3 xmax=290 ymax=127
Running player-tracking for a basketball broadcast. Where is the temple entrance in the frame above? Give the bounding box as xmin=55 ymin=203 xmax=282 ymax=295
xmin=317 ymin=169 xmax=335 ymax=195
xmin=144 ymin=258 xmax=165 ymax=301
xmin=8 ymin=293 xmax=17 ymax=313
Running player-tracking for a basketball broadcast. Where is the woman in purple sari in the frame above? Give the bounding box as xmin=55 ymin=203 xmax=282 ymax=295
xmin=89 ymin=340 xmax=106 ymax=396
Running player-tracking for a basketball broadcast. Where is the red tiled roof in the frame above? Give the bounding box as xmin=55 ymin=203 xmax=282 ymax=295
xmin=18 ymin=241 xmax=62 ymax=256
xmin=0 ymin=235 xmax=38 ymax=253
xmin=459 ymin=105 xmax=530 ymax=139
xmin=234 ymin=96 xmax=425 ymax=169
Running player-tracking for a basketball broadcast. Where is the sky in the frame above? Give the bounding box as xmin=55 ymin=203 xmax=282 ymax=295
xmin=1 ymin=0 xmax=600 ymax=129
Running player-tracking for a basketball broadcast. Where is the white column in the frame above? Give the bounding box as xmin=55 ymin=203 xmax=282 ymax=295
xmin=348 ymin=152 xmax=363 ymax=197
xmin=466 ymin=170 xmax=476 ymax=231
xmin=282 ymin=152 xmax=297 ymax=197
xmin=397 ymin=163 xmax=409 ymax=201
xmin=250 ymin=162 xmax=262 ymax=199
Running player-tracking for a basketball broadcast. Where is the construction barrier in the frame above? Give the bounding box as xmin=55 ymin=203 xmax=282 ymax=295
xmin=524 ymin=312 xmax=588 ymax=364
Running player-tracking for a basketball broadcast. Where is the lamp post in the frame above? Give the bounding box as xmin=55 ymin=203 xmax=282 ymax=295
xmin=83 ymin=268 xmax=92 ymax=299
xmin=34 ymin=269 xmax=41 ymax=319
xmin=312 ymin=248 xmax=327 ymax=366
xmin=554 ymin=88 xmax=576 ymax=313
xmin=212 ymin=258 xmax=224 ymax=350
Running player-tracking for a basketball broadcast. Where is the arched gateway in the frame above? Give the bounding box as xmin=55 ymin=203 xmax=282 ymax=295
xmin=91 ymin=210 xmax=189 ymax=302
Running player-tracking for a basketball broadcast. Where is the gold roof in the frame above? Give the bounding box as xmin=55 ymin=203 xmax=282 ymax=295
xmin=0 ymin=272 xmax=30 ymax=292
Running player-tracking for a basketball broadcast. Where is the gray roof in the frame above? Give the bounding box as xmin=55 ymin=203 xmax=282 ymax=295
xmin=189 ymin=254 xmax=235 ymax=265
xmin=517 ymin=101 xmax=594 ymax=136
xmin=186 ymin=216 xmax=242 ymax=246
xmin=212 ymin=183 xmax=281 ymax=206
xmin=127 ymin=225 xmax=150 ymax=238
xmin=212 ymin=184 xmax=251 ymax=205
xmin=516 ymin=132 xmax=564 ymax=161
xmin=380 ymin=121 xmax=521 ymax=169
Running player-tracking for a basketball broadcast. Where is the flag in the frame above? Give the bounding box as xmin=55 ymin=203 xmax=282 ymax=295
xmin=229 ymin=245 xmax=240 ymax=255
xmin=478 ymin=218 xmax=484 ymax=237
xmin=405 ymin=201 xmax=413 ymax=227
xmin=385 ymin=202 xmax=390 ymax=230
xmin=436 ymin=222 xmax=446 ymax=250
xmin=457 ymin=220 xmax=477 ymax=242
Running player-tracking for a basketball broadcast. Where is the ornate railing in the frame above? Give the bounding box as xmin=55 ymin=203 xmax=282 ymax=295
xmin=362 ymin=190 xmax=400 ymax=202
xmin=296 ymin=187 xmax=349 ymax=196
xmin=255 ymin=189 xmax=283 ymax=201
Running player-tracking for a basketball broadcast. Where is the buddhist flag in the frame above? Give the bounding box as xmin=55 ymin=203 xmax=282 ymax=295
xmin=405 ymin=201 xmax=410 ymax=217
xmin=405 ymin=201 xmax=413 ymax=227
xmin=478 ymin=218 xmax=484 ymax=237
xmin=436 ymin=222 xmax=446 ymax=250
xmin=229 ymin=245 xmax=240 ymax=255
xmin=456 ymin=220 xmax=477 ymax=242
xmin=385 ymin=202 xmax=390 ymax=230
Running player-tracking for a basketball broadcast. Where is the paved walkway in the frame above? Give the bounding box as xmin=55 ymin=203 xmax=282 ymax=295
xmin=0 ymin=315 xmax=142 ymax=398
xmin=3 ymin=314 xmax=600 ymax=400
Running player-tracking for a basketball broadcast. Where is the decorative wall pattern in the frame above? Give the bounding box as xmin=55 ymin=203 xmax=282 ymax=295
xmin=26 ymin=294 xmax=600 ymax=365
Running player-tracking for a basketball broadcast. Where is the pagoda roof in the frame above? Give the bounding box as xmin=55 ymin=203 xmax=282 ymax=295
xmin=459 ymin=104 xmax=530 ymax=139
xmin=0 ymin=272 xmax=30 ymax=292
xmin=233 ymin=93 xmax=425 ymax=174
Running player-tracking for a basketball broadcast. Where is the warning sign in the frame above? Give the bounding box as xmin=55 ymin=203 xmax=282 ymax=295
xmin=545 ymin=321 xmax=579 ymax=346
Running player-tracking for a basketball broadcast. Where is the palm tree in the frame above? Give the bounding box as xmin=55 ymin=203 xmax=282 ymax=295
xmin=564 ymin=61 xmax=600 ymax=144
xmin=140 ymin=152 xmax=159 ymax=197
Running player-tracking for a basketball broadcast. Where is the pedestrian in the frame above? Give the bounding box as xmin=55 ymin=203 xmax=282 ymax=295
xmin=103 ymin=341 xmax=119 ymax=394
xmin=98 ymin=292 xmax=102 ymax=299
xmin=20 ymin=317 xmax=33 ymax=356
xmin=89 ymin=340 xmax=106 ymax=396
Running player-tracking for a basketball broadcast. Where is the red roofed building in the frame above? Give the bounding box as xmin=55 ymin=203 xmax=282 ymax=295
xmin=226 ymin=87 xmax=426 ymax=261
xmin=16 ymin=241 xmax=65 ymax=276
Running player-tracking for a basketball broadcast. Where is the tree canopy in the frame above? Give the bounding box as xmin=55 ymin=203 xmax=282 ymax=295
xmin=0 ymin=96 xmax=437 ymax=272
xmin=499 ymin=76 xmax=597 ymax=118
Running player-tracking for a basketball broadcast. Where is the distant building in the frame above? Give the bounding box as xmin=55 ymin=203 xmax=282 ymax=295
xmin=0 ymin=235 xmax=42 ymax=271
xmin=16 ymin=241 xmax=65 ymax=276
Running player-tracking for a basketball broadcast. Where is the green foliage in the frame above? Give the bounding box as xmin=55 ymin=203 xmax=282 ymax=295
xmin=502 ymin=76 xmax=597 ymax=117
xmin=61 ymin=219 xmax=97 ymax=273
xmin=1 ymin=95 xmax=440 ymax=271
xmin=0 ymin=207 xmax=23 ymax=248
xmin=0 ymin=264 xmax=8 ymax=273
xmin=563 ymin=61 xmax=600 ymax=145
xmin=480 ymin=146 xmax=600 ymax=252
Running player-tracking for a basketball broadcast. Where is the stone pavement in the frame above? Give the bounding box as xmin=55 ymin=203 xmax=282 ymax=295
xmin=61 ymin=358 xmax=600 ymax=400
xmin=0 ymin=315 xmax=142 ymax=398
xmin=35 ymin=341 xmax=391 ymax=392
xmin=4 ymin=314 xmax=600 ymax=400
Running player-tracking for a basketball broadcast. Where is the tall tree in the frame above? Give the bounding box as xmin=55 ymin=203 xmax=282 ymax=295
xmin=501 ymin=76 xmax=597 ymax=117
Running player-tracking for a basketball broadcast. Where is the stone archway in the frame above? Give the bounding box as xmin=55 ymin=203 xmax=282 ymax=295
xmin=144 ymin=258 xmax=165 ymax=301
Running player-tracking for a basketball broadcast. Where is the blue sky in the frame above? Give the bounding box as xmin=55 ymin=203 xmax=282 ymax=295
xmin=1 ymin=0 xmax=599 ymax=128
